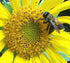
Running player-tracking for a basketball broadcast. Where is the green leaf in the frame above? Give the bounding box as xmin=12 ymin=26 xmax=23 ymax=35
xmin=1 ymin=46 xmax=8 ymax=54
xmin=0 ymin=27 xmax=3 ymax=30
xmin=38 ymin=0 xmax=44 ymax=8
xmin=20 ymin=0 xmax=22 ymax=7
xmin=12 ymin=53 xmax=17 ymax=63
xmin=3 ymin=0 xmax=13 ymax=14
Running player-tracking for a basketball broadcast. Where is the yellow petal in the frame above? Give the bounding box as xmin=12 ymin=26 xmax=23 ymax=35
xmin=50 ymin=35 xmax=70 ymax=50
xmin=33 ymin=56 xmax=41 ymax=63
xmin=0 ymin=3 xmax=10 ymax=19
xmin=30 ymin=58 xmax=35 ymax=63
xmin=50 ymin=30 xmax=70 ymax=55
xmin=0 ymin=41 xmax=5 ymax=52
xmin=52 ymin=30 xmax=70 ymax=40
xmin=39 ymin=53 xmax=50 ymax=63
xmin=30 ymin=56 xmax=41 ymax=63
xmin=22 ymin=0 xmax=30 ymax=7
xmin=51 ymin=30 xmax=70 ymax=49
xmin=46 ymin=47 xmax=67 ymax=63
xmin=0 ymin=49 xmax=13 ymax=63
xmin=0 ymin=30 xmax=5 ymax=41
xmin=14 ymin=55 xmax=29 ymax=63
xmin=31 ymin=0 xmax=40 ymax=8
xmin=0 ymin=20 xmax=4 ymax=26
xmin=66 ymin=55 xmax=70 ymax=58
xmin=40 ymin=0 xmax=64 ymax=11
xmin=49 ymin=1 xmax=70 ymax=16
xmin=9 ymin=0 xmax=20 ymax=10
xmin=57 ymin=16 xmax=70 ymax=24
xmin=51 ymin=41 xmax=70 ymax=56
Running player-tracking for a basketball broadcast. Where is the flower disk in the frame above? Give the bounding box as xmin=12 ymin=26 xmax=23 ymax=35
xmin=4 ymin=7 xmax=50 ymax=59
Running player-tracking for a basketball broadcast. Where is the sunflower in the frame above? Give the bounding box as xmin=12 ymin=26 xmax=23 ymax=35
xmin=0 ymin=0 xmax=70 ymax=63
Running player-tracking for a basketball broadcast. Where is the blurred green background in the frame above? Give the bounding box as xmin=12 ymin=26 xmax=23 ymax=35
xmin=0 ymin=0 xmax=70 ymax=63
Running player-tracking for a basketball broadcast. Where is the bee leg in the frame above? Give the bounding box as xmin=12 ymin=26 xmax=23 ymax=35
xmin=43 ymin=21 xmax=48 ymax=24
xmin=46 ymin=24 xmax=50 ymax=30
xmin=37 ymin=18 xmax=45 ymax=20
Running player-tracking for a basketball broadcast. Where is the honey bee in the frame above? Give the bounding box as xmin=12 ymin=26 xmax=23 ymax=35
xmin=43 ymin=12 xmax=65 ymax=33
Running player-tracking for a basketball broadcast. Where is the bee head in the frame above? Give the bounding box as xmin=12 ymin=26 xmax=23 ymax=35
xmin=43 ymin=12 xmax=49 ymax=18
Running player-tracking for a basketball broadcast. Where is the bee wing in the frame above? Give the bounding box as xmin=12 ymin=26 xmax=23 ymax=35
xmin=50 ymin=20 xmax=60 ymax=33
xmin=55 ymin=18 xmax=65 ymax=29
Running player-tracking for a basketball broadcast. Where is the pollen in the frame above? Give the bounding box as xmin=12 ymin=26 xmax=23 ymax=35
xmin=3 ymin=7 xmax=50 ymax=59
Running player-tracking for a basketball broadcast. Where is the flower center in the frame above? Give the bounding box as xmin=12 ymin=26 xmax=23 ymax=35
xmin=4 ymin=7 xmax=50 ymax=59
xmin=22 ymin=22 xmax=40 ymax=43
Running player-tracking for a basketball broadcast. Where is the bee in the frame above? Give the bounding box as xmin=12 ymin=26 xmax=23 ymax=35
xmin=43 ymin=12 xmax=65 ymax=33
